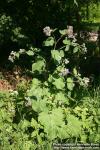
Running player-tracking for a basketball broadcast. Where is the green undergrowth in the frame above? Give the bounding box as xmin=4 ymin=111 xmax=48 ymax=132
xmin=0 ymin=84 xmax=100 ymax=150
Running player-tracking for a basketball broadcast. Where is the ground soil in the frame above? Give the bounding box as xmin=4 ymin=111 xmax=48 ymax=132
xmin=0 ymin=66 xmax=31 ymax=91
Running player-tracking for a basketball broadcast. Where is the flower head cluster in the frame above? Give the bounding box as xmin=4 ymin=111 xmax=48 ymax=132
xmin=81 ymin=43 xmax=87 ymax=53
xmin=83 ymin=77 xmax=90 ymax=86
xmin=8 ymin=51 xmax=16 ymax=62
xmin=60 ymin=68 xmax=70 ymax=76
xmin=9 ymin=90 xmax=18 ymax=96
xmin=67 ymin=26 xmax=74 ymax=38
xmin=25 ymin=97 xmax=32 ymax=107
xmin=43 ymin=26 xmax=53 ymax=36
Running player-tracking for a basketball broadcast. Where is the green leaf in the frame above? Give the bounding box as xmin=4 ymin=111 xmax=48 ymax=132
xmin=73 ymin=46 xmax=79 ymax=53
xmin=43 ymin=37 xmax=54 ymax=46
xmin=80 ymin=134 xmax=87 ymax=143
xmin=53 ymin=78 xmax=65 ymax=90
xmin=60 ymin=50 xmax=64 ymax=57
xmin=67 ymin=78 xmax=75 ymax=91
xmin=27 ymin=78 xmax=44 ymax=100
xmin=67 ymin=77 xmax=73 ymax=83
xmin=20 ymin=120 xmax=30 ymax=130
xmin=63 ymin=38 xmax=71 ymax=45
xmin=32 ymin=78 xmax=41 ymax=87
xmin=32 ymin=59 xmax=45 ymax=73
xmin=26 ymin=50 xmax=34 ymax=56
xmin=55 ymin=92 xmax=69 ymax=104
xmin=31 ymin=118 xmax=38 ymax=129
xmin=73 ymin=68 xmax=78 ymax=76
xmin=42 ymin=87 xmax=50 ymax=97
xmin=29 ymin=87 xmax=43 ymax=100
xmin=51 ymin=50 xmax=61 ymax=62
xmin=31 ymin=131 xmax=38 ymax=138
xmin=51 ymin=50 xmax=64 ymax=64
xmin=65 ymin=45 xmax=70 ymax=51
xmin=66 ymin=114 xmax=82 ymax=137
xmin=57 ymin=125 xmax=70 ymax=139
xmin=32 ymin=100 xmax=42 ymax=113
xmin=38 ymin=108 xmax=64 ymax=140
xmin=16 ymin=52 xmax=20 ymax=59
xmin=32 ymin=99 xmax=49 ymax=113
xmin=59 ymin=29 xmax=67 ymax=35
xmin=51 ymin=108 xmax=64 ymax=126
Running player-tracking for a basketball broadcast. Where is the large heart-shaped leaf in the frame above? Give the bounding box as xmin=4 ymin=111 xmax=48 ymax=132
xmin=38 ymin=108 xmax=64 ymax=140
xmin=59 ymin=29 xmax=67 ymax=35
xmin=32 ymin=59 xmax=45 ymax=73
xmin=63 ymin=38 xmax=71 ymax=45
xmin=43 ymin=37 xmax=54 ymax=46
xmin=51 ymin=50 xmax=64 ymax=64
xmin=53 ymin=78 xmax=65 ymax=90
